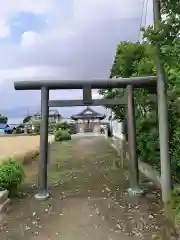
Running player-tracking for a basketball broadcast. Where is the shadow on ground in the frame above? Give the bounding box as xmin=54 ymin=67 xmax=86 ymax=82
xmin=0 ymin=136 xmax=167 ymax=240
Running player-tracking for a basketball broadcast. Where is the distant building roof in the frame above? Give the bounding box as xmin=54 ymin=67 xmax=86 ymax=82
xmin=71 ymin=107 xmax=106 ymax=120
xmin=32 ymin=109 xmax=61 ymax=117
xmin=49 ymin=109 xmax=61 ymax=116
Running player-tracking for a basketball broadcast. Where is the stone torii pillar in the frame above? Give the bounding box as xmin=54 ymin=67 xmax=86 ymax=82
xmin=127 ymin=85 xmax=142 ymax=195
xmin=34 ymin=86 xmax=49 ymax=200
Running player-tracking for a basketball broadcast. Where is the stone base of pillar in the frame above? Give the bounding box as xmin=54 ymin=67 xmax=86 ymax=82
xmin=0 ymin=190 xmax=11 ymax=226
xmin=34 ymin=192 xmax=50 ymax=200
xmin=127 ymin=188 xmax=143 ymax=196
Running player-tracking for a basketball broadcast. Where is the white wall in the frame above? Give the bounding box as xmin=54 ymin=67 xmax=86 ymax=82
xmin=111 ymin=119 xmax=123 ymax=139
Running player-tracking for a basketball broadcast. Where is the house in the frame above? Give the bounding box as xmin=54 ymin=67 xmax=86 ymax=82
xmin=30 ymin=109 xmax=62 ymax=123
xmin=71 ymin=107 xmax=106 ymax=133
xmin=0 ymin=124 xmax=15 ymax=134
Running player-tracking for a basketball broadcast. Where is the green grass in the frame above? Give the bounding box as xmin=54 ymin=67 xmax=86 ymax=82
xmin=0 ymin=133 xmax=40 ymax=137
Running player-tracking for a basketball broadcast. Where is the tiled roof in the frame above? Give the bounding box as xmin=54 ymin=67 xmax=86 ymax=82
xmin=71 ymin=107 xmax=106 ymax=120
xmin=0 ymin=124 xmax=9 ymax=129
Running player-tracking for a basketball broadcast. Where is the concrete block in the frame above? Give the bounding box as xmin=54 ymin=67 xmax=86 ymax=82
xmin=0 ymin=198 xmax=11 ymax=214
xmin=0 ymin=190 xmax=9 ymax=205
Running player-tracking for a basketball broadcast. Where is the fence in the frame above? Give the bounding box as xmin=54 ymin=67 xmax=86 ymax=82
xmin=110 ymin=119 xmax=161 ymax=188
xmin=109 ymin=120 xmax=126 ymax=168
xmin=111 ymin=120 xmax=123 ymax=140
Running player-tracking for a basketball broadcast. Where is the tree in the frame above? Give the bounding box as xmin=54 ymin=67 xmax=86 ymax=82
xmin=100 ymin=0 xmax=180 ymax=183
xmin=23 ymin=115 xmax=32 ymax=124
xmin=0 ymin=114 xmax=8 ymax=124
xmin=31 ymin=120 xmax=41 ymax=133
xmin=100 ymin=38 xmax=180 ymax=182
xmin=55 ymin=121 xmax=71 ymax=131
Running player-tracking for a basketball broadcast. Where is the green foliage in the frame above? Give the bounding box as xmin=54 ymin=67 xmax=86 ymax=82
xmin=54 ymin=121 xmax=77 ymax=134
xmin=69 ymin=122 xmax=77 ymax=134
xmin=31 ymin=120 xmax=40 ymax=126
xmin=48 ymin=122 xmax=56 ymax=133
xmin=14 ymin=124 xmax=24 ymax=134
xmin=23 ymin=115 xmax=31 ymax=124
xmin=0 ymin=115 xmax=8 ymax=124
xmin=55 ymin=121 xmax=71 ymax=131
xmin=171 ymin=188 xmax=180 ymax=228
xmin=0 ymin=158 xmax=25 ymax=195
xmin=100 ymin=39 xmax=180 ymax=182
xmin=55 ymin=129 xmax=71 ymax=141
xmin=31 ymin=120 xmax=41 ymax=133
xmin=115 ymin=0 xmax=180 ymax=228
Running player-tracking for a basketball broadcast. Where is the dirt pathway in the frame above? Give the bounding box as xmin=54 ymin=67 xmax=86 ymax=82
xmin=0 ymin=136 xmax=165 ymax=239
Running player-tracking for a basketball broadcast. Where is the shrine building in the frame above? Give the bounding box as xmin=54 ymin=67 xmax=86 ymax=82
xmin=71 ymin=107 xmax=106 ymax=133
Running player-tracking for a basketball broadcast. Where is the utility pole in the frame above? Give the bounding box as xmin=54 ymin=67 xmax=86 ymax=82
xmin=153 ymin=0 xmax=172 ymax=212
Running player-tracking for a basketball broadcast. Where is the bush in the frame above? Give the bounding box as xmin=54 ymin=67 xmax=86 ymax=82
xmin=55 ymin=130 xmax=71 ymax=141
xmin=100 ymin=41 xmax=180 ymax=183
xmin=55 ymin=121 xmax=71 ymax=131
xmin=31 ymin=120 xmax=41 ymax=134
xmin=171 ymin=188 xmax=180 ymax=228
xmin=69 ymin=122 xmax=77 ymax=134
xmin=23 ymin=115 xmax=31 ymax=124
xmin=48 ymin=122 xmax=56 ymax=133
xmin=55 ymin=122 xmax=77 ymax=134
xmin=0 ymin=158 xmax=25 ymax=195
xmin=14 ymin=127 xmax=24 ymax=134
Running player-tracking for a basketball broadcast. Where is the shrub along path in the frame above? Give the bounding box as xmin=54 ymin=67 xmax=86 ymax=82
xmin=0 ymin=136 xmax=166 ymax=239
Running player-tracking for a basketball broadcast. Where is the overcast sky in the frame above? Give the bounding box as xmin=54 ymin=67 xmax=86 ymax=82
xmin=0 ymin=0 xmax=153 ymax=118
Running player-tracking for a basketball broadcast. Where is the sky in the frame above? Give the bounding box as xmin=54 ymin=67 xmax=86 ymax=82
xmin=0 ymin=0 xmax=153 ymax=118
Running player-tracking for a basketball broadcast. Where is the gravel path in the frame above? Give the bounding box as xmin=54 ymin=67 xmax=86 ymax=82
xmin=0 ymin=136 xmax=166 ymax=239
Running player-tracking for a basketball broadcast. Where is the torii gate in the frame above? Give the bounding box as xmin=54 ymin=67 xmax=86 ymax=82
xmin=14 ymin=76 xmax=161 ymax=200
xmin=13 ymin=0 xmax=172 ymax=222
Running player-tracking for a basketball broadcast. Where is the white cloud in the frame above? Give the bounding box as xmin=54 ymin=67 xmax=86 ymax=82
xmin=0 ymin=66 xmax=72 ymax=81
xmin=0 ymin=0 xmax=53 ymax=14
xmin=0 ymin=67 xmax=38 ymax=80
xmin=0 ymin=19 xmax=10 ymax=37
xmin=74 ymin=0 xmax=141 ymax=22
xmin=0 ymin=0 xmax=54 ymax=37
xmin=21 ymin=31 xmax=39 ymax=48
xmin=146 ymin=0 xmax=153 ymax=26
xmin=0 ymin=0 xmax=153 ymax=112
